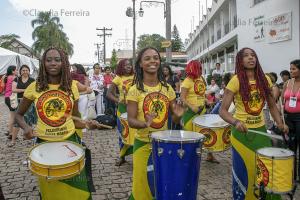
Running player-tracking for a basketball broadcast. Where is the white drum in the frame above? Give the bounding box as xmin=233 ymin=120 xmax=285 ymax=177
xmin=28 ymin=141 xmax=85 ymax=180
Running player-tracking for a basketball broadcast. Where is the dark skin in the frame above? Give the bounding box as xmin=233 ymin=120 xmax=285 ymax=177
xmin=107 ymin=60 xmax=133 ymax=104
xmin=15 ymin=49 xmax=99 ymax=139
xmin=219 ymin=49 xmax=288 ymax=134
xmin=127 ymin=49 xmax=184 ymax=129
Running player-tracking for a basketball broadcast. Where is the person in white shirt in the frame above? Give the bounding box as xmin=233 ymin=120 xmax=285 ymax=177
xmin=89 ymin=63 xmax=105 ymax=115
xmin=212 ymin=63 xmax=224 ymax=77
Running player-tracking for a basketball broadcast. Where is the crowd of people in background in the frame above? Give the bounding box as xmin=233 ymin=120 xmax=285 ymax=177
xmin=0 ymin=45 xmax=299 ymax=199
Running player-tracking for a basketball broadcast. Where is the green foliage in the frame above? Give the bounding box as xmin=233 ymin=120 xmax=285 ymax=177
xmin=0 ymin=34 xmax=20 ymax=49
xmin=31 ymin=11 xmax=73 ymax=56
xmin=171 ymin=25 xmax=183 ymax=52
xmin=110 ymin=49 xmax=118 ymax=70
xmin=137 ymin=34 xmax=166 ymax=52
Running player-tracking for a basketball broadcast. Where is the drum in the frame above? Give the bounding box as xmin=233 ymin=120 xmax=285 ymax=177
xmin=28 ymin=141 xmax=85 ymax=181
xmin=120 ymin=112 xmax=135 ymax=145
xmin=151 ymin=130 xmax=205 ymax=200
xmin=255 ymin=147 xmax=294 ymax=194
xmin=192 ymin=114 xmax=231 ymax=152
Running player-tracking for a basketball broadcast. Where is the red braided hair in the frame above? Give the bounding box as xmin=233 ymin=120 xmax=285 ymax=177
xmin=235 ymin=47 xmax=271 ymax=103
xmin=185 ymin=60 xmax=202 ymax=79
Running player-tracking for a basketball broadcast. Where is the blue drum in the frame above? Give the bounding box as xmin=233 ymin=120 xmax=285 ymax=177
xmin=151 ymin=130 xmax=205 ymax=200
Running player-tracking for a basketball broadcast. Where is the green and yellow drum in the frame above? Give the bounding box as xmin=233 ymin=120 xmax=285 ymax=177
xmin=120 ymin=112 xmax=136 ymax=145
xmin=192 ymin=114 xmax=231 ymax=152
xmin=255 ymin=147 xmax=294 ymax=194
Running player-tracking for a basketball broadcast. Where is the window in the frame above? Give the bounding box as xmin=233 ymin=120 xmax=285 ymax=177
xmin=253 ymin=0 xmax=265 ymax=6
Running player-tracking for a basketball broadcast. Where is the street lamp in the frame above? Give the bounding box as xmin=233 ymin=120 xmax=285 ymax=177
xmin=125 ymin=1 xmax=138 ymax=65
xmin=139 ymin=1 xmax=166 ymax=18
xmin=138 ymin=0 xmax=172 ymax=62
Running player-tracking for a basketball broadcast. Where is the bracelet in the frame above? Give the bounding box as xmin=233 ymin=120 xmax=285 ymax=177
xmin=197 ymin=106 xmax=203 ymax=114
xmin=232 ymin=119 xmax=240 ymax=127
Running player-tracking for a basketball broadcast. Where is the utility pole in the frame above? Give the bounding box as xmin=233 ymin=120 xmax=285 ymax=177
xmin=94 ymin=43 xmax=101 ymax=64
xmin=96 ymin=27 xmax=112 ymax=65
xmin=165 ymin=0 xmax=172 ymax=62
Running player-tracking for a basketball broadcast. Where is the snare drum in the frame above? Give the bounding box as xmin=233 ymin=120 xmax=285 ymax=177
xmin=28 ymin=141 xmax=85 ymax=181
xmin=151 ymin=130 xmax=205 ymax=200
xmin=120 ymin=113 xmax=135 ymax=145
xmin=192 ymin=114 xmax=231 ymax=152
xmin=255 ymin=147 xmax=294 ymax=194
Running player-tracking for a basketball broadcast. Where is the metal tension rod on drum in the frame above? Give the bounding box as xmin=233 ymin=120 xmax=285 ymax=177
xmin=247 ymin=130 xmax=283 ymax=141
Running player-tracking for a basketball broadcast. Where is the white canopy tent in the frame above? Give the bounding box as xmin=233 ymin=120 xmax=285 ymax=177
xmin=0 ymin=47 xmax=39 ymax=77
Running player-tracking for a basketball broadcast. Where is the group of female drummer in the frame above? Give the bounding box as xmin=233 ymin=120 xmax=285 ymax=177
xmin=14 ymin=45 xmax=296 ymax=200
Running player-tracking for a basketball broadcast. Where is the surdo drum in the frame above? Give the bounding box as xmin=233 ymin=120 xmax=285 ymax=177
xmin=151 ymin=130 xmax=205 ymax=200
xmin=193 ymin=114 xmax=231 ymax=152
xmin=28 ymin=141 xmax=85 ymax=181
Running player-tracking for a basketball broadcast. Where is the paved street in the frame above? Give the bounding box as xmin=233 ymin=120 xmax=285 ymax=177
xmin=0 ymin=96 xmax=298 ymax=200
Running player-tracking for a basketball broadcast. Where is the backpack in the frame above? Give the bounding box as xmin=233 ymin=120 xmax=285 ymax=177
xmin=95 ymin=114 xmax=116 ymax=129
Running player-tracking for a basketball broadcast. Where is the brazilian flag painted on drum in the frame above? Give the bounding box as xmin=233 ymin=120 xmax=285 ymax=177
xmin=231 ymin=126 xmax=281 ymax=200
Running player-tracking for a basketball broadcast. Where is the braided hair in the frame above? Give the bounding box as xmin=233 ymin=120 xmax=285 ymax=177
xmin=185 ymin=60 xmax=202 ymax=80
xmin=134 ymin=47 xmax=168 ymax=92
xmin=36 ymin=47 xmax=73 ymax=95
xmin=116 ymin=59 xmax=134 ymax=76
xmin=235 ymin=47 xmax=271 ymax=103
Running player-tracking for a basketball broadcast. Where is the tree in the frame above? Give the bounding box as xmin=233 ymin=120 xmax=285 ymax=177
xmin=137 ymin=34 xmax=166 ymax=52
xmin=171 ymin=25 xmax=184 ymax=52
xmin=0 ymin=34 xmax=20 ymax=49
xmin=110 ymin=49 xmax=118 ymax=70
xmin=31 ymin=11 xmax=73 ymax=56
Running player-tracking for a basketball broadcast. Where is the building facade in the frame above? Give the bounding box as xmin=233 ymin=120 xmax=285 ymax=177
xmin=185 ymin=0 xmax=300 ymax=76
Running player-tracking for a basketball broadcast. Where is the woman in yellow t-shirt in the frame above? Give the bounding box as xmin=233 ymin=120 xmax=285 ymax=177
xmin=219 ymin=48 xmax=288 ymax=200
xmin=107 ymin=58 xmax=135 ymax=166
xmin=180 ymin=60 xmax=206 ymax=131
xmin=127 ymin=47 xmax=184 ymax=200
xmin=15 ymin=47 xmax=99 ymax=200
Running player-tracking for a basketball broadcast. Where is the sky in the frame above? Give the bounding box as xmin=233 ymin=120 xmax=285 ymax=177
xmin=0 ymin=0 xmax=212 ymax=64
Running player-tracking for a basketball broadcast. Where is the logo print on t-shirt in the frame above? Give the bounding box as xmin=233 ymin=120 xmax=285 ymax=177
xmin=36 ymin=90 xmax=72 ymax=127
xmin=243 ymin=84 xmax=264 ymax=115
xmin=122 ymin=79 xmax=133 ymax=94
xmin=194 ymin=79 xmax=205 ymax=96
xmin=143 ymin=92 xmax=169 ymax=129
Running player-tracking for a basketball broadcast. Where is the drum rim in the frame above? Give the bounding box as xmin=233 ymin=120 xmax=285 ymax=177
xmin=192 ymin=114 xmax=229 ymax=128
xmin=151 ymin=130 xmax=205 ymax=143
xmin=256 ymin=147 xmax=294 ymax=159
xmin=28 ymin=141 xmax=85 ymax=167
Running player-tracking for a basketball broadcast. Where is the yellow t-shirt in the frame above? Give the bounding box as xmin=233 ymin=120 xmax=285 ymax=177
xmin=126 ymin=83 xmax=176 ymax=142
xmin=24 ymin=81 xmax=79 ymax=141
xmin=181 ymin=77 xmax=206 ymax=107
xmin=226 ymin=75 xmax=272 ymax=128
xmin=112 ymin=75 xmax=134 ymax=102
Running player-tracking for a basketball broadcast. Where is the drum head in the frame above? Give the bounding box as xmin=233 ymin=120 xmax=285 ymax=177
xmin=120 ymin=112 xmax=127 ymax=120
xmin=151 ymin=130 xmax=205 ymax=143
xmin=192 ymin=114 xmax=228 ymax=128
xmin=29 ymin=142 xmax=84 ymax=165
xmin=257 ymin=147 xmax=294 ymax=158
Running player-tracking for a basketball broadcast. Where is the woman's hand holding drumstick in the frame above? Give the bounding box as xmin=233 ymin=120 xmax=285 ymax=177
xmin=67 ymin=114 xmax=113 ymax=129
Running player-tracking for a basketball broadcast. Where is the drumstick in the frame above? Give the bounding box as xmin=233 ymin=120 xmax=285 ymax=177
xmin=248 ymin=129 xmax=283 ymax=141
xmin=67 ymin=114 xmax=113 ymax=129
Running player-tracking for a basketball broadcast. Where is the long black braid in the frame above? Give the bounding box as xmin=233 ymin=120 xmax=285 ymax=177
xmin=134 ymin=47 xmax=168 ymax=92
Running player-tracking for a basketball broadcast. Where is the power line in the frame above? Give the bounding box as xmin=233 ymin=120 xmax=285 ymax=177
xmin=96 ymin=27 xmax=112 ymax=65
